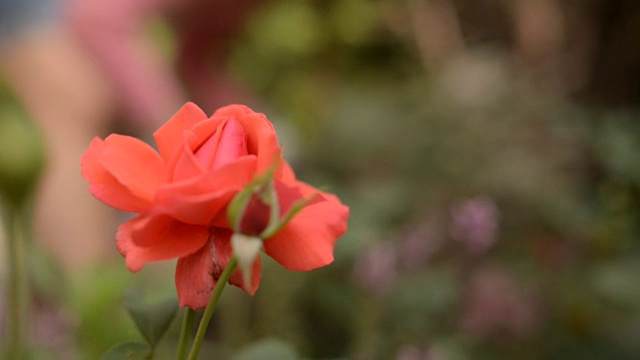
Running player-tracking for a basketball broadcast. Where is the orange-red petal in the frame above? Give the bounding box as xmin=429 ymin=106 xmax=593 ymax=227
xmin=100 ymin=134 xmax=164 ymax=202
xmin=153 ymin=102 xmax=208 ymax=164
xmin=169 ymin=141 xmax=206 ymax=183
xmin=116 ymin=215 xmax=209 ymax=272
xmin=81 ymin=137 xmax=157 ymax=213
xmin=211 ymin=229 xmax=261 ymax=296
xmin=175 ymin=239 xmax=216 ymax=309
xmin=264 ymin=182 xmax=349 ymax=271
xmin=208 ymin=118 xmax=248 ymax=169
xmin=190 ymin=118 xmax=226 ymax=170
xmin=212 ymin=104 xmax=256 ymax=118
xmin=175 ymin=228 xmax=261 ymax=309
xmin=155 ymin=156 xmax=257 ymax=225
xmin=213 ymin=105 xmax=282 ymax=175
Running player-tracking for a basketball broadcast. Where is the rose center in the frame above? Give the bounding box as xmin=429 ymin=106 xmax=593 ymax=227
xmin=195 ymin=118 xmax=248 ymax=170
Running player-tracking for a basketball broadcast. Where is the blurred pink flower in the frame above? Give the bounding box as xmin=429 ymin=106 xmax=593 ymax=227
xmin=352 ymin=241 xmax=397 ymax=295
xmin=450 ymin=196 xmax=500 ymax=255
xmin=396 ymin=346 xmax=424 ymax=360
xmin=396 ymin=345 xmax=447 ymax=360
xmin=396 ymin=217 xmax=442 ymax=270
xmin=460 ymin=265 xmax=541 ymax=339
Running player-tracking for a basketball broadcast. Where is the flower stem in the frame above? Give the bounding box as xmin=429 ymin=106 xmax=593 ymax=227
xmin=176 ymin=307 xmax=195 ymax=360
xmin=187 ymin=256 xmax=238 ymax=360
xmin=6 ymin=205 xmax=30 ymax=359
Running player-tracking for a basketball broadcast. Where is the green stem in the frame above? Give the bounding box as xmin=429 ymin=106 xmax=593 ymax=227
xmin=176 ymin=307 xmax=195 ymax=360
xmin=6 ymin=206 xmax=29 ymax=359
xmin=187 ymin=256 xmax=238 ymax=360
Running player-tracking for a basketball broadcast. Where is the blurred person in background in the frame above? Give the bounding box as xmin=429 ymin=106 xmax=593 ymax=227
xmin=0 ymin=0 xmax=115 ymax=270
xmin=66 ymin=0 xmax=265 ymax=123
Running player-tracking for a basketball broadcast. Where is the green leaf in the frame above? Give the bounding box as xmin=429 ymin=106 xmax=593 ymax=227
xmin=123 ymin=293 xmax=178 ymax=348
xmin=102 ymin=342 xmax=151 ymax=360
xmin=231 ymin=338 xmax=299 ymax=360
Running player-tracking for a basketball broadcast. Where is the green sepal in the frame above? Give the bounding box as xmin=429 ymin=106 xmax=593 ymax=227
xmin=227 ymin=182 xmax=257 ymax=233
xmin=228 ymin=164 xmax=279 ymax=233
xmin=260 ymin=194 xmax=317 ymax=239
xmin=262 ymin=178 xmax=280 ymax=236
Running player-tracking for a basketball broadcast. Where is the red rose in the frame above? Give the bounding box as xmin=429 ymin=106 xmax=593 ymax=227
xmin=81 ymin=103 xmax=349 ymax=309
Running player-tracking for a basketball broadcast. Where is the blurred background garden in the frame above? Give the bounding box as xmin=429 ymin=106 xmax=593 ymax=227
xmin=1 ymin=0 xmax=640 ymax=359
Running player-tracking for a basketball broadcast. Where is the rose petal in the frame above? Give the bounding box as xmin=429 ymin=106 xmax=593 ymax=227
xmin=175 ymin=228 xmax=261 ymax=309
xmin=264 ymin=183 xmax=349 ymax=271
xmin=209 ymin=118 xmax=248 ymax=169
xmin=81 ymin=137 xmax=156 ymax=212
xmin=213 ymin=105 xmax=282 ymax=175
xmin=99 ymin=134 xmax=165 ymax=204
xmin=191 ymin=119 xmax=226 ymax=169
xmin=190 ymin=116 xmax=250 ymax=171
xmin=116 ymin=215 xmax=209 ymax=272
xmin=210 ymin=229 xmax=261 ymax=296
xmin=274 ymin=176 xmax=305 ymax=215
xmin=88 ymin=184 xmax=152 ymax=213
xmin=169 ymin=141 xmax=206 ymax=182
xmin=81 ymin=137 xmax=109 ymax=182
xmin=175 ymin=239 xmax=216 ymax=309
xmin=238 ymin=114 xmax=282 ymax=175
xmin=278 ymin=161 xmax=298 ymax=183
xmin=153 ymin=102 xmax=208 ymax=164
xmin=156 ymin=156 xmax=257 ymax=225
xmin=213 ymin=104 xmax=256 ymax=118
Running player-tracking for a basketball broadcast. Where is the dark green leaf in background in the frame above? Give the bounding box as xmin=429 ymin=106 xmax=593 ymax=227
xmin=102 ymin=342 xmax=151 ymax=360
xmin=123 ymin=292 xmax=178 ymax=349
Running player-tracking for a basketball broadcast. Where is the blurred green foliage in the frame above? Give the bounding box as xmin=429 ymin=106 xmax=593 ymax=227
xmin=228 ymin=1 xmax=640 ymax=359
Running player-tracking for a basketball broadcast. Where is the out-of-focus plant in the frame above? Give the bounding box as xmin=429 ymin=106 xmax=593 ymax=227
xmin=0 ymin=96 xmax=46 ymax=358
xmin=227 ymin=2 xmax=640 ymax=358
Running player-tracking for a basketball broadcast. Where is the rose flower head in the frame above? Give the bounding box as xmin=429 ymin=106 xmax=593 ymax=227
xmin=81 ymin=103 xmax=349 ymax=309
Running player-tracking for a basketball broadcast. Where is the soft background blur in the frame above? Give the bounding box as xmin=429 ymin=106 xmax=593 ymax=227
xmin=2 ymin=0 xmax=640 ymax=359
